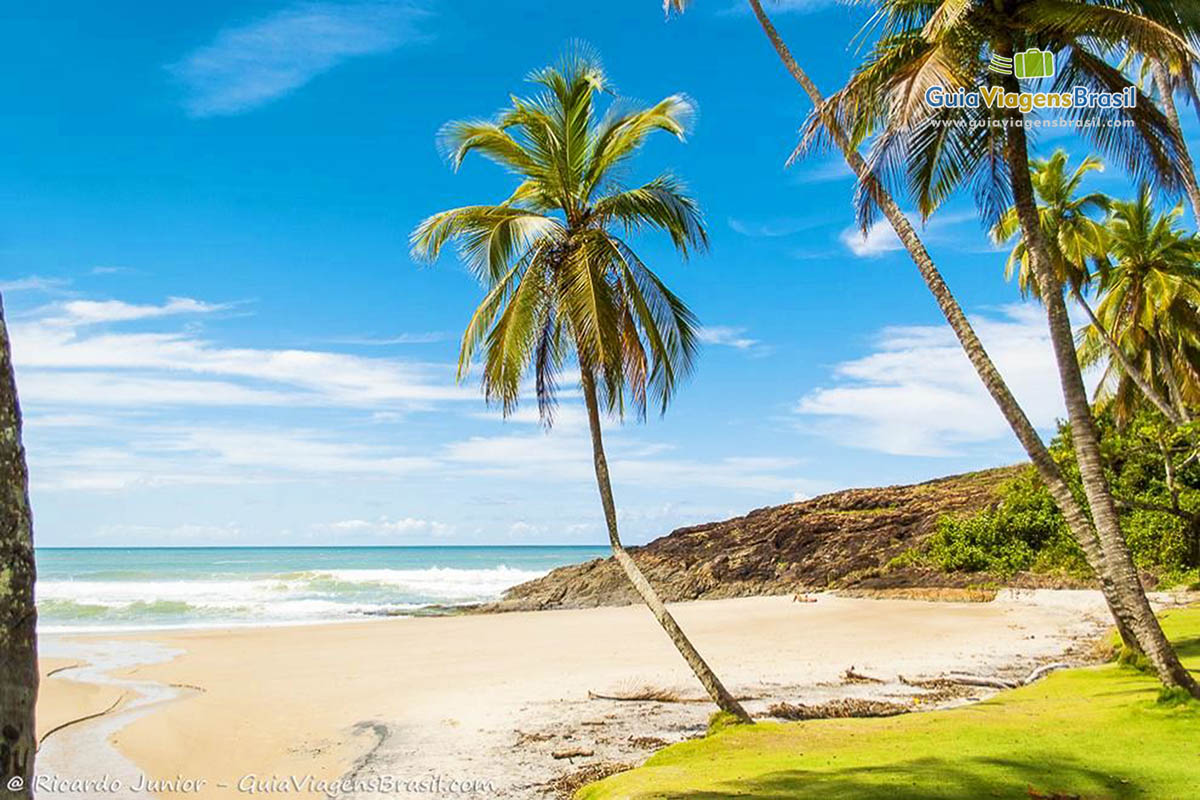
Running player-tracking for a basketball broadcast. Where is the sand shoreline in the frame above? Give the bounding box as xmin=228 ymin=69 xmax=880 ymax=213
xmin=36 ymin=591 xmax=1119 ymax=799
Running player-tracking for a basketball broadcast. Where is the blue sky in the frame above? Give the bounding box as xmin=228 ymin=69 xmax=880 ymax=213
xmin=4 ymin=0 xmax=1197 ymax=547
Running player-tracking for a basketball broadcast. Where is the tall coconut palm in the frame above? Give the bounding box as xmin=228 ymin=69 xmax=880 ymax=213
xmin=1152 ymin=64 xmax=1200 ymax=225
xmin=661 ymin=0 xmax=1147 ymax=654
xmin=411 ymin=50 xmax=750 ymax=722
xmin=1118 ymin=47 xmax=1200 ymax=224
xmin=0 ymin=294 xmax=37 ymax=798
xmin=992 ymin=152 xmax=1183 ymax=423
xmin=1079 ymin=188 xmax=1200 ymax=423
xmin=992 ymin=151 xmax=1108 ymax=299
xmin=820 ymin=0 xmax=1200 ymax=696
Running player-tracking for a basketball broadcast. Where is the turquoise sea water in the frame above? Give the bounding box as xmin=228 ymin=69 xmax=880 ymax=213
xmin=36 ymin=546 xmax=609 ymax=632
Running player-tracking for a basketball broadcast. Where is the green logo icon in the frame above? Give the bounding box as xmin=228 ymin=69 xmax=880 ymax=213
xmin=988 ymin=48 xmax=1056 ymax=80
xmin=1014 ymin=48 xmax=1055 ymax=80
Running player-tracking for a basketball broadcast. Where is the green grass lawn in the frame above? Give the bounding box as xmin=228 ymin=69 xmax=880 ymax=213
xmin=579 ymin=607 xmax=1200 ymax=800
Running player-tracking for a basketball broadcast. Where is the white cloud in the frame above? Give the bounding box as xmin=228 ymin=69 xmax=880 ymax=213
xmin=839 ymin=211 xmax=980 ymax=259
xmin=52 ymin=296 xmax=229 ymax=325
xmin=698 ymin=325 xmax=762 ymax=351
xmin=10 ymin=297 xmax=470 ymax=412
xmin=840 ymin=220 xmax=905 ymax=257
xmin=169 ymin=2 xmax=426 ymax=117
xmin=18 ymin=289 xmax=824 ymax=531
xmin=441 ymin=414 xmax=816 ymax=495
xmin=0 ymin=276 xmax=69 ymax=293
xmin=795 ymin=304 xmax=1075 ymax=457
xmin=728 ymin=216 xmax=825 ymax=238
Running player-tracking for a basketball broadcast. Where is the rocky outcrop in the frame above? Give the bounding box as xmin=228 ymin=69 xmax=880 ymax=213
xmin=488 ymin=466 xmax=1040 ymax=612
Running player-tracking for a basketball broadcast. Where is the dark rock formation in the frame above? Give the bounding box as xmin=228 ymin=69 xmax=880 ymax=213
xmin=487 ymin=466 xmax=1066 ymax=612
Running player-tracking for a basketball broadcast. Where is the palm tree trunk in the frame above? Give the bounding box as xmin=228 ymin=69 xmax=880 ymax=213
xmin=0 ymin=294 xmax=37 ymax=798
xmin=578 ymin=368 xmax=751 ymax=723
xmin=999 ymin=62 xmax=1200 ymax=696
xmin=1073 ymin=290 xmax=1184 ymax=424
xmin=1154 ymin=63 xmax=1200 ymax=225
xmin=744 ymin=0 xmax=1141 ymax=651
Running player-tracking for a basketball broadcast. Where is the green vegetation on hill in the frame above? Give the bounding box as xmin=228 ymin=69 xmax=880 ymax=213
xmin=579 ymin=607 xmax=1200 ymax=800
xmin=893 ymin=409 xmax=1200 ymax=588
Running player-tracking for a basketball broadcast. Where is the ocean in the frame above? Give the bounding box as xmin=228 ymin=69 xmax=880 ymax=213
xmin=36 ymin=546 xmax=609 ymax=633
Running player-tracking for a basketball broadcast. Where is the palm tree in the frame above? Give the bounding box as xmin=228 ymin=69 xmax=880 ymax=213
xmin=992 ymin=151 xmax=1108 ymax=299
xmin=662 ymin=0 xmax=1146 ymax=659
xmin=411 ymin=50 xmax=750 ymax=723
xmin=821 ymin=0 xmax=1200 ymax=697
xmin=1118 ymin=47 xmax=1200 ymax=225
xmin=992 ymin=152 xmax=1183 ymax=423
xmin=1151 ymin=64 xmax=1200 ymax=225
xmin=1079 ymin=188 xmax=1200 ymax=423
xmin=0 ymin=294 xmax=37 ymax=798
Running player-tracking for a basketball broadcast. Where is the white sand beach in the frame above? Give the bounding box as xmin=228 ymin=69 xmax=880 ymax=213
xmin=36 ymin=591 xmax=1119 ymax=799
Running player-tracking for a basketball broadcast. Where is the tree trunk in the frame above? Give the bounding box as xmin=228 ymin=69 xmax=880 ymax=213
xmin=0 ymin=293 xmax=36 ymax=799
xmin=1154 ymin=63 xmax=1200 ymax=225
xmin=999 ymin=61 xmax=1200 ymax=696
xmin=1073 ymin=290 xmax=1184 ymax=424
xmin=578 ymin=368 xmax=752 ymax=723
xmin=743 ymin=0 xmax=1141 ymax=650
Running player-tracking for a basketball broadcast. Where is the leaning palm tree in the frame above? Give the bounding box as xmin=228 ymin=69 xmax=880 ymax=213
xmin=411 ymin=49 xmax=750 ymax=722
xmin=1152 ymin=62 xmax=1200 ymax=225
xmin=1116 ymin=44 xmax=1200 ymax=224
xmin=662 ymin=0 xmax=1147 ymax=660
xmin=1080 ymin=188 xmax=1200 ymax=423
xmin=992 ymin=152 xmax=1183 ymax=423
xmin=0 ymin=293 xmax=37 ymax=798
xmin=819 ymin=0 xmax=1199 ymax=696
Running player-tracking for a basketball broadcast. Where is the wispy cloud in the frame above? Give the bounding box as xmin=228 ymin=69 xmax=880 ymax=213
xmin=169 ymin=2 xmax=427 ymax=117
xmin=792 ymin=157 xmax=853 ymax=185
xmin=728 ymin=216 xmax=828 ymax=238
xmin=51 ymin=296 xmax=230 ymax=326
xmin=10 ymin=295 xmax=470 ymax=412
xmin=0 ymin=276 xmax=70 ymax=294
xmin=697 ymin=325 xmax=768 ymax=355
xmin=794 ymin=304 xmax=1078 ymax=457
xmin=840 ymin=220 xmax=906 ymax=257
xmin=331 ymin=331 xmax=448 ymax=345
xmin=839 ymin=211 xmax=980 ymax=258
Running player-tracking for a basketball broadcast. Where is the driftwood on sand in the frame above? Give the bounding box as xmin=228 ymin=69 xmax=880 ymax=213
xmin=901 ymin=662 xmax=1071 ymax=691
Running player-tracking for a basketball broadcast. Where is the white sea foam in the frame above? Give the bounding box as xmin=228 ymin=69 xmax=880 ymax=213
xmin=37 ymin=565 xmax=548 ymax=631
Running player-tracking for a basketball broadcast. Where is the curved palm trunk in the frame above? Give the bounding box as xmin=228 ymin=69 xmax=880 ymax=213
xmin=999 ymin=61 xmax=1199 ymax=696
xmin=0 ymin=294 xmax=36 ymax=798
xmin=744 ymin=0 xmax=1140 ymax=650
xmin=1154 ymin=64 xmax=1200 ymax=225
xmin=579 ymin=369 xmax=751 ymax=723
xmin=1073 ymin=290 xmax=1185 ymax=424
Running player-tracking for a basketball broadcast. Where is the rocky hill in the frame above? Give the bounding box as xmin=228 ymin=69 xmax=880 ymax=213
xmin=488 ymin=465 xmax=1058 ymax=612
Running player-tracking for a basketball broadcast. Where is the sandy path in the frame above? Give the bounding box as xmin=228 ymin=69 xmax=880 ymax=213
xmin=35 ymin=591 xmax=1112 ymax=799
